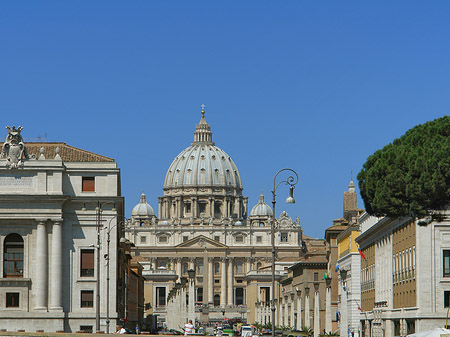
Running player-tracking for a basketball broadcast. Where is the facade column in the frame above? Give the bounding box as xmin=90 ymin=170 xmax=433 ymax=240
xmin=227 ymin=258 xmax=233 ymax=306
xmin=203 ymin=254 xmax=208 ymax=306
xmin=210 ymin=198 xmax=214 ymax=218
xmin=325 ymin=285 xmax=332 ymax=333
xmin=50 ymin=221 xmax=63 ymax=310
xmin=314 ymin=288 xmax=320 ymax=337
xmin=304 ymin=289 xmax=310 ymax=328
xmin=208 ymin=258 xmax=214 ymax=304
xmin=176 ymin=258 xmax=182 ymax=280
xmin=296 ymin=293 xmax=302 ymax=329
xmin=246 ymin=258 xmax=251 ymax=274
xmin=192 ymin=198 xmax=197 ymax=218
xmin=35 ymin=221 xmax=48 ymax=310
xmin=340 ymin=287 xmax=348 ymax=337
xmin=284 ymin=296 xmax=289 ymax=326
xmin=221 ymin=258 xmax=227 ymax=307
xmin=290 ymin=294 xmax=295 ymax=329
xmin=177 ymin=197 xmax=182 ymax=218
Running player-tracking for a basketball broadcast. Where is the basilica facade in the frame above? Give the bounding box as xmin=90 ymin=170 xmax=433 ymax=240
xmin=125 ymin=108 xmax=306 ymax=324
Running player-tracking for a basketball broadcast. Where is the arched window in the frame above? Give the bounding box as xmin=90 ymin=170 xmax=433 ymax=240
xmin=4 ymin=233 xmax=24 ymax=278
xmin=257 ymin=262 xmax=262 ymax=270
xmin=214 ymin=294 xmax=220 ymax=307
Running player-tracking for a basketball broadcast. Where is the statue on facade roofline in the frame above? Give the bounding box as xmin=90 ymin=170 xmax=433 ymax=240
xmin=1 ymin=126 xmax=30 ymax=169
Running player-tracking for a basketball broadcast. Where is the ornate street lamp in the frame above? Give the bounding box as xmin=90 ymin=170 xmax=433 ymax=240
xmin=271 ymin=168 xmax=299 ymax=337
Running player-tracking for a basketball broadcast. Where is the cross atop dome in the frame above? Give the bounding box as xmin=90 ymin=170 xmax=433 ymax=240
xmin=193 ymin=104 xmax=214 ymax=145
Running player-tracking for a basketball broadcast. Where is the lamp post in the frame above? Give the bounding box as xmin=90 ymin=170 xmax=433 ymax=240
xmin=105 ymin=216 xmax=127 ymax=334
xmin=271 ymin=169 xmax=298 ymax=337
xmin=83 ymin=201 xmax=118 ymax=333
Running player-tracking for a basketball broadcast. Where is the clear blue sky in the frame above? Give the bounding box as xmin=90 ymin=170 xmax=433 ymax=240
xmin=1 ymin=1 xmax=449 ymax=239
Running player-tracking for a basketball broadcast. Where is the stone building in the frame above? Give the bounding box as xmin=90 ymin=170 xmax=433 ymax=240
xmin=337 ymin=224 xmax=361 ymax=337
xmin=355 ymin=209 xmax=450 ymax=337
xmin=0 ymin=127 xmax=124 ymax=333
xmin=125 ymin=107 xmax=305 ymax=324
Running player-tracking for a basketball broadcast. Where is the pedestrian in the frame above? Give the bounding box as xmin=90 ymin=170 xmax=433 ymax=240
xmin=115 ymin=325 xmax=126 ymax=334
xmin=184 ymin=320 xmax=195 ymax=335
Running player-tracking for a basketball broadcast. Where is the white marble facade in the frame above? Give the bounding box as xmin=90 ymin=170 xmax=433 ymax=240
xmin=0 ymin=131 xmax=123 ymax=333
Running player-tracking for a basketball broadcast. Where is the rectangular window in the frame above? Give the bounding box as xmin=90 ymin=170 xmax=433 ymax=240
xmin=314 ymin=272 xmax=319 ymax=281
xmin=185 ymin=203 xmax=191 ymax=214
xmin=197 ymin=260 xmax=204 ymax=275
xmin=444 ymin=250 xmax=450 ymax=277
xmin=183 ymin=236 xmax=189 ymax=242
xmin=445 ymin=291 xmax=450 ymax=308
xmin=80 ymin=326 xmax=93 ymax=333
xmin=256 ymin=236 xmax=262 ymax=243
xmin=236 ymin=236 xmax=244 ymax=243
xmin=159 ymin=236 xmax=167 ymax=243
xmin=214 ymin=263 xmax=220 ymax=274
xmin=235 ymin=287 xmax=244 ymax=305
xmin=80 ymin=249 xmax=94 ymax=277
xmin=81 ymin=290 xmax=94 ymax=308
xmin=140 ymin=236 xmax=147 ymax=243
xmin=199 ymin=203 xmax=206 ymax=214
xmin=157 ymin=287 xmax=166 ymax=307
xmin=215 ymin=279 xmax=220 ymax=283
xmin=280 ymin=233 xmax=288 ymax=243
xmin=214 ymin=236 xmax=220 ymax=242
xmin=82 ymin=177 xmax=95 ymax=192
xmin=197 ymin=287 xmax=203 ymax=302
xmin=6 ymin=293 xmax=19 ymax=308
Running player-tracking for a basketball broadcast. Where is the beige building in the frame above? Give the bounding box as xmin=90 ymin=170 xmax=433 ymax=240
xmin=125 ymin=107 xmax=305 ymax=324
xmin=355 ymin=210 xmax=450 ymax=337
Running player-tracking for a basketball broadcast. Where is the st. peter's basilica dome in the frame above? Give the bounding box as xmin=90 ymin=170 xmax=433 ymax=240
xmin=163 ymin=108 xmax=242 ymax=191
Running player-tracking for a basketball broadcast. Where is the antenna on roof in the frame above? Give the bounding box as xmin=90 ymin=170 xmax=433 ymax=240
xmin=24 ymin=134 xmax=48 ymax=142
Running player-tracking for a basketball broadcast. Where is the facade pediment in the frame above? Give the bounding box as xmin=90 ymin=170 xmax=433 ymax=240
xmin=176 ymin=234 xmax=228 ymax=249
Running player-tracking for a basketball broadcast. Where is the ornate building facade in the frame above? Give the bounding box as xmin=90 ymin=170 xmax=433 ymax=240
xmin=125 ymin=108 xmax=305 ymax=324
xmin=0 ymin=127 xmax=124 ymax=333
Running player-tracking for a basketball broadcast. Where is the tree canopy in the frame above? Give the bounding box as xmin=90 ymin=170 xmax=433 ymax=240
xmin=357 ymin=116 xmax=450 ymax=219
